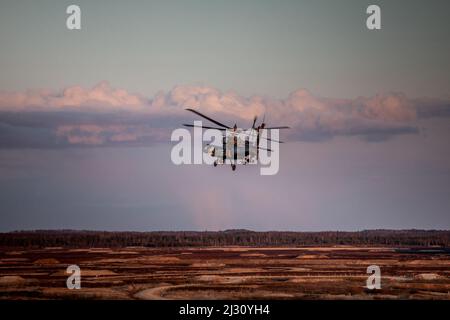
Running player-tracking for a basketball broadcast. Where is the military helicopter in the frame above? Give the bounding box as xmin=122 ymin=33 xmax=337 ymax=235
xmin=183 ymin=108 xmax=289 ymax=171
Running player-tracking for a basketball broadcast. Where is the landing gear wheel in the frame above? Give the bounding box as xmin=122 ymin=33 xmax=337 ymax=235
xmin=213 ymin=161 xmax=217 ymax=167
xmin=231 ymin=164 xmax=236 ymax=171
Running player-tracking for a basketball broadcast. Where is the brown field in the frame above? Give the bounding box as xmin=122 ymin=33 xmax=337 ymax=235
xmin=0 ymin=246 xmax=449 ymax=300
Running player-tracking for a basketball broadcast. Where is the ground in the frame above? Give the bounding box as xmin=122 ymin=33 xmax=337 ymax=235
xmin=0 ymin=246 xmax=449 ymax=300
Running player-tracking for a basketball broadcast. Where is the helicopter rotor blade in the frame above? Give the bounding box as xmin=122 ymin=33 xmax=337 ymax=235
xmin=251 ymin=116 xmax=257 ymax=129
xmin=185 ymin=108 xmax=231 ymax=129
xmin=259 ymin=137 xmax=284 ymax=143
xmin=258 ymin=146 xmax=273 ymax=152
xmin=182 ymin=124 xmax=226 ymax=131
xmin=263 ymin=126 xmax=290 ymax=129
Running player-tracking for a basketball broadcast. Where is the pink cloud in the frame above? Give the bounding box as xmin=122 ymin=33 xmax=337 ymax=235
xmin=0 ymin=81 xmax=147 ymax=111
xmin=1 ymin=81 xmax=443 ymax=147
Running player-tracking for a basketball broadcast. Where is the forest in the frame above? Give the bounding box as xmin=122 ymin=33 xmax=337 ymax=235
xmin=0 ymin=229 xmax=449 ymax=248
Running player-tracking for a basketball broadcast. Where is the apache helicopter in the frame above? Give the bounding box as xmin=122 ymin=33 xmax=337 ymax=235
xmin=183 ymin=108 xmax=289 ymax=171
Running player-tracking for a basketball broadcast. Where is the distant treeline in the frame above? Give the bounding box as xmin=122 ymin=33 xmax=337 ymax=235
xmin=0 ymin=229 xmax=449 ymax=248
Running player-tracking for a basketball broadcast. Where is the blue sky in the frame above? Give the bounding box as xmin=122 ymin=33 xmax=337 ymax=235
xmin=0 ymin=0 xmax=449 ymax=231
xmin=1 ymin=0 xmax=449 ymax=98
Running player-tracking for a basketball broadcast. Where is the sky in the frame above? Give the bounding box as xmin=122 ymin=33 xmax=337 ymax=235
xmin=0 ymin=0 xmax=449 ymax=231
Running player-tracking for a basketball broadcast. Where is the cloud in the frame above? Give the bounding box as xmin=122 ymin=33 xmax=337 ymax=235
xmin=414 ymin=97 xmax=450 ymax=118
xmin=0 ymin=81 xmax=147 ymax=111
xmin=0 ymin=81 xmax=448 ymax=148
xmin=55 ymin=124 xmax=169 ymax=146
xmin=159 ymin=86 xmax=420 ymax=141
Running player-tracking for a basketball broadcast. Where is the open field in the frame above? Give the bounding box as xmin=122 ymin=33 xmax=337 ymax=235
xmin=0 ymin=246 xmax=449 ymax=300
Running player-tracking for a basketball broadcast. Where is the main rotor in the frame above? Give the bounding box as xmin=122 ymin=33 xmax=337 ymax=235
xmin=182 ymin=108 xmax=289 ymax=143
